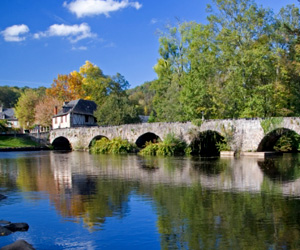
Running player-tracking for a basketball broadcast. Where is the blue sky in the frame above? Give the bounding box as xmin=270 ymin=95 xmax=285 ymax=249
xmin=0 ymin=0 xmax=299 ymax=89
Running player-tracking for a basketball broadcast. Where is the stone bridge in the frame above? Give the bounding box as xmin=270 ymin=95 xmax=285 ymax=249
xmin=49 ymin=117 xmax=300 ymax=152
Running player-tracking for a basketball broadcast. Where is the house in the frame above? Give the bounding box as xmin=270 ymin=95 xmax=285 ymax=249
xmin=52 ymin=99 xmax=97 ymax=129
xmin=0 ymin=106 xmax=19 ymax=128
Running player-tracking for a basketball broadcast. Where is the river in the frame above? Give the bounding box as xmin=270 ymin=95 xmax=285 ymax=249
xmin=1 ymin=151 xmax=300 ymax=249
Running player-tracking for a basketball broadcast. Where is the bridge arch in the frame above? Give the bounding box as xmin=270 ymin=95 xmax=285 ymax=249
xmin=52 ymin=136 xmax=72 ymax=150
xmin=135 ymin=132 xmax=161 ymax=148
xmin=190 ymin=130 xmax=225 ymax=156
xmin=257 ymin=128 xmax=300 ymax=152
xmin=88 ymin=135 xmax=109 ymax=148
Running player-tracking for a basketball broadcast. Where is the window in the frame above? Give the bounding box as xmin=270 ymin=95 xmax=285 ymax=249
xmin=85 ymin=115 xmax=89 ymax=123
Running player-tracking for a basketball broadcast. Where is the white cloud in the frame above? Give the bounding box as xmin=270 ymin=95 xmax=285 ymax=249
xmin=72 ymin=45 xmax=88 ymax=50
xmin=1 ymin=24 xmax=29 ymax=42
xmin=63 ymin=0 xmax=142 ymax=18
xmin=34 ymin=23 xmax=96 ymax=43
xmin=150 ymin=18 xmax=158 ymax=24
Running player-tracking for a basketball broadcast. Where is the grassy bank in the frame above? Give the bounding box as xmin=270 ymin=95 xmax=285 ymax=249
xmin=0 ymin=136 xmax=40 ymax=148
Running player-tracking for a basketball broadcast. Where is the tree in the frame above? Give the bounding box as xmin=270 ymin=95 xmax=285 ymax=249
xmin=127 ymin=81 xmax=155 ymax=116
xmin=94 ymin=72 xmax=140 ymax=126
xmin=35 ymin=96 xmax=62 ymax=127
xmin=152 ymin=0 xmax=300 ymax=121
xmin=151 ymin=22 xmax=189 ymax=122
xmin=0 ymin=86 xmax=21 ymax=107
xmin=95 ymin=94 xmax=140 ymax=126
xmin=0 ymin=120 xmax=9 ymax=132
xmin=15 ymin=89 xmax=40 ymax=129
xmin=180 ymin=22 xmax=220 ymax=120
xmin=79 ymin=61 xmax=112 ymax=104
xmin=46 ymin=71 xmax=86 ymax=102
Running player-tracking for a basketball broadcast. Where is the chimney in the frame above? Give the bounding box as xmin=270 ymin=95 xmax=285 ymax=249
xmin=54 ymin=106 xmax=58 ymax=115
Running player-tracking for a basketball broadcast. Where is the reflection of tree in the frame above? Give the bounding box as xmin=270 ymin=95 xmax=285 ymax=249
xmin=16 ymin=158 xmax=40 ymax=192
xmin=75 ymin=177 xmax=133 ymax=230
xmin=49 ymin=175 xmax=134 ymax=231
xmin=0 ymin=152 xmax=134 ymax=231
xmin=150 ymin=184 xmax=300 ymax=250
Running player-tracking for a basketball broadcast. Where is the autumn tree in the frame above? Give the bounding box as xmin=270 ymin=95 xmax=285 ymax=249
xmin=46 ymin=71 xmax=86 ymax=102
xmin=35 ymin=96 xmax=62 ymax=127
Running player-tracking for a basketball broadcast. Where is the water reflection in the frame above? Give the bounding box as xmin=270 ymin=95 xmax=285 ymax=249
xmin=1 ymin=152 xmax=300 ymax=249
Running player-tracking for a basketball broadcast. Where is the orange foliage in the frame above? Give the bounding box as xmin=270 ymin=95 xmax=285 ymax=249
xmin=46 ymin=71 xmax=86 ymax=102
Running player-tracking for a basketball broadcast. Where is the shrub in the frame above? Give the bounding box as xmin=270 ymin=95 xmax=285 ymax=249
xmin=90 ymin=137 xmax=137 ymax=154
xmin=273 ymin=132 xmax=300 ymax=152
xmin=139 ymin=133 xmax=188 ymax=156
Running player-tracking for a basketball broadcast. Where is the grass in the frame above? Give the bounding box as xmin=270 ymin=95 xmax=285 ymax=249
xmin=0 ymin=136 xmax=40 ymax=148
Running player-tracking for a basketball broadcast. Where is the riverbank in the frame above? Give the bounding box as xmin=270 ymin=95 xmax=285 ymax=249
xmin=0 ymin=146 xmax=50 ymax=152
xmin=0 ymin=135 xmax=49 ymax=152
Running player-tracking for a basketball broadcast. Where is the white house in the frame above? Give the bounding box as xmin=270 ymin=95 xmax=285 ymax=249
xmin=52 ymin=99 xmax=97 ymax=129
xmin=0 ymin=106 xmax=19 ymax=128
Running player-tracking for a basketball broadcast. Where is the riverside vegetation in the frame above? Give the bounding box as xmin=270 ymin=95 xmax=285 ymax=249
xmin=90 ymin=133 xmax=191 ymax=156
xmin=90 ymin=131 xmax=300 ymax=156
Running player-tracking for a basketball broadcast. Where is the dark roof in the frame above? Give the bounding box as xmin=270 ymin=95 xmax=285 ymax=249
xmin=54 ymin=99 xmax=97 ymax=117
xmin=0 ymin=108 xmax=16 ymax=120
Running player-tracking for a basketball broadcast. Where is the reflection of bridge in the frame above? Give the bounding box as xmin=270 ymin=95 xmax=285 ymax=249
xmin=48 ymin=152 xmax=300 ymax=197
xmin=49 ymin=118 xmax=300 ymax=152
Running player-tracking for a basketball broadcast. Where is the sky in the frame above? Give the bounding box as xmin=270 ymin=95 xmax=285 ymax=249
xmin=0 ymin=0 xmax=299 ymax=89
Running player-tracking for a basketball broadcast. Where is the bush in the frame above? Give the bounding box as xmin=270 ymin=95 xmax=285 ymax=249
xmin=274 ymin=132 xmax=300 ymax=152
xmin=216 ymin=139 xmax=231 ymax=151
xmin=139 ymin=133 xmax=188 ymax=156
xmin=90 ymin=137 xmax=137 ymax=154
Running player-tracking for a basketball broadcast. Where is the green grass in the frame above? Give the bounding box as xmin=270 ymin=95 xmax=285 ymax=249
xmin=0 ymin=136 xmax=40 ymax=148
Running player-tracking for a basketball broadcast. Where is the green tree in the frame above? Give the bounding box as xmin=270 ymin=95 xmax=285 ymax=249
xmin=154 ymin=0 xmax=300 ymax=121
xmin=151 ymin=23 xmax=189 ymax=122
xmin=15 ymin=89 xmax=40 ymax=129
xmin=0 ymin=120 xmax=9 ymax=132
xmin=79 ymin=61 xmax=112 ymax=104
xmin=180 ymin=22 xmax=220 ymax=119
xmin=0 ymin=86 xmax=22 ymax=107
xmin=95 ymin=94 xmax=140 ymax=126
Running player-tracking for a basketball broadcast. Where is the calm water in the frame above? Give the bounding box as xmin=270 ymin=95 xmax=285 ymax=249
xmin=1 ymin=151 xmax=300 ymax=249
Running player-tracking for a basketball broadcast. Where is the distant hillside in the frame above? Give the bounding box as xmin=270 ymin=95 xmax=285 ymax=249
xmin=127 ymin=81 xmax=155 ymax=116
